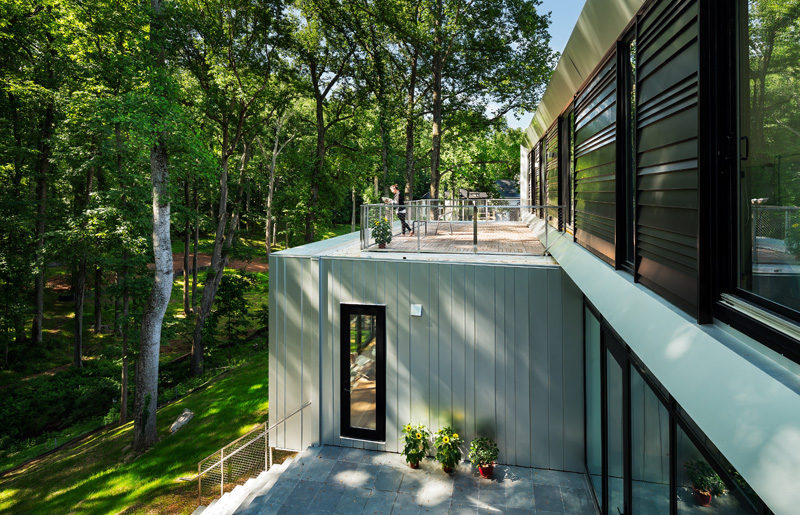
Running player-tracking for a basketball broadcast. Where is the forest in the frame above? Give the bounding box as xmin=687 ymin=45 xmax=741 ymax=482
xmin=0 ymin=0 xmax=557 ymax=469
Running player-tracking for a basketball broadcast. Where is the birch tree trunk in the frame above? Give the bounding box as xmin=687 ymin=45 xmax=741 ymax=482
xmin=133 ymin=0 xmax=173 ymax=452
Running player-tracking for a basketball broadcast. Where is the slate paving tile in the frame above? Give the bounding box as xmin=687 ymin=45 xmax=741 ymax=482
xmin=531 ymin=469 xmax=564 ymax=487
xmin=560 ymin=486 xmax=595 ymax=515
xmin=281 ymin=480 xmax=319 ymax=510
xmin=376 ymin=466 xmax=405 ymax=492
xmin=318 ymin=446 xmax=343 ymax=460
xmin=504 ymin=508 xmax=535 ymax=515
xmin=353 ymin=463 xmax=381 ymax=489
xmin=339 ymin=447 xmax=369 ymax=463
xmin=364 ymin=490 xmax=398 ymax=515
xmin=477 ymin=485 xmax=506 ymax=507
xmin=261 ymin=477 xmax=298 ymax=505
xmin=301 ymin=457 xmax=337 ymax=481
xmin=327 ymin=460 xmax=360 ymax=485
xmin=448 ymin=502 xmax=479 ymax=515
xmin=392 ymin=492 xmax=422 ymax=514
xmin=505 ymin=479 xmax=535 ymax=509
xmin=532 ymin=485 xmax=564 ymax=513
xmin=334 ymin=487 xmax=372 ymax=514
xmin=312 ymin=484 xmax=346 ymax=509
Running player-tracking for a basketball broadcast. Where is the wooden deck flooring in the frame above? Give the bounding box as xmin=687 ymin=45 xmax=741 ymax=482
xmin=377 ymin=222 xmax=544 ymax=254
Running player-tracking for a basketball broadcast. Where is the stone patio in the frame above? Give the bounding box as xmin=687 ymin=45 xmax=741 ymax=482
xmin=235 ymin=445 xmax=598 ymax=514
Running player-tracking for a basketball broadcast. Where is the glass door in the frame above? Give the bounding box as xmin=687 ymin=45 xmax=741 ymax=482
xmin=340 ymin=304 xmax=386 ymax=441
xmin=605 ymin=330 xmax=628 ymax=515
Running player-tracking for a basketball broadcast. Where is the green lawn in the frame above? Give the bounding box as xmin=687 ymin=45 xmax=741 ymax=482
xmin=0 ymin=352 xmax=270 ymax=515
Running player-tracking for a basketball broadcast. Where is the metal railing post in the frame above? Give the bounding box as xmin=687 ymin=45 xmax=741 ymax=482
xmin=220 ymin=448 xmax=224 ymax=497
xmin=473 ymin=202 xmax=478 ymax=253
xmin=198 ymin=462 xmax=202 ymax=506
xmin=264 ymin=423 xmax=269 ymax=471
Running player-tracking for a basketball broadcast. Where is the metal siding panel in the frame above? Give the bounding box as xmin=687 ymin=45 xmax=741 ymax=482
xmin=322 ymin=260 xmax=334 ymax=445
xmin=409 ymin=263 xmax=429 ymax=427
xmin=465 ymin=265 xmax=476 ymax=441
xmin=384 ymin=261 xmax=399 ymax=452
xmin=303 ymin=259 xmax=320 ymax=448
xmin=474 ymin=266 xmax=495 ymax=438
xmin=426 ymin=263 xmax=437 ymax=430
xmin=504 ymin=268 xmax=516 ymax=465
xmin=514 ymin=267 xmax=532 ymax=467
xmin=278 ymin=257 xmax=287 ymax=448
xmin=439 ymin=265 xmax=453 ymax=430
xmin=397 ymin=263 xmax=412 ymax=432
xmin=332 ymin=260 xmax=342 ymax=445
xmin=451 ymin=265 xmax=467 ymax=440
xmin=561 ymin=272 xmax=585 ymax=472
xmin=494 ymin=267 xmax=507 ymax=461
xmin=284 ymin=258 xmax=303 ymax=450
xmin=547 ymin=269 xmax=564 ymax=470
xmin=531 ymin=269 xmax=549 ymax=468
xmin=268 ymin=255 xmax=278 ymax=446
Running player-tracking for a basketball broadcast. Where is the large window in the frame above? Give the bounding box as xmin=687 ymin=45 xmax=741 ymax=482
xmin=738 ymin=1 xmax=800 ymax=316
xmin=620 ymin=37 xmax=637 ymax=269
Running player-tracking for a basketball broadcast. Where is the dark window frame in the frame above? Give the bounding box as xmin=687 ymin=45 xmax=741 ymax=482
xmin=706 ymin=0 xmax=800 ymax=361
xmin=339 ymin=303 xmax=386 ymax=442
xmin=616 ymin=28 xmax=638 ymax=275
xmin=583 ymin=296 xmax=770 ymax=515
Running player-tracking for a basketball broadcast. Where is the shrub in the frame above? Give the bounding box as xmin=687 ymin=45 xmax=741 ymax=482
xmin=434 ymin=426 xmax=463 ymax=471
xmin=400 ymin=423 xmax=430 ymax=466
xmin=372 ymin=217 xmax=392 ymax=246
xmin=685 ymin=459 xmax=726 ymax=495
xmin=0 ymin=361 xmax=120 ymax=445
xmin=468 ymin=436 xmax=498 ymax=467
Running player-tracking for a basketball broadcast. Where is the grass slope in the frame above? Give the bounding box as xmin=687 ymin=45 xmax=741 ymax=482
xmin=0 ymin=352 xmax=268 ymax=515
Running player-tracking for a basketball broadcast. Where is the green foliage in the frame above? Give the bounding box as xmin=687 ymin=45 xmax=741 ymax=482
xmin=372 ymin=217 xmax=392 ymax=245
xmin=433 ymin=426 xmax=463 ymax=470
xmin=685 ymin=459 xmax=726 ymax=496
xmin=205 ymin=270 xmax=257 ymax=345
xmin=0 ymin=361 xmax=120 ymax=448
xmin=468 ymin=436 xmax=498 ymax=467
xmin=787 ymin=223 xmax=800 ymax=257
xmin=400 ymin=423 xmax=431 ymax=465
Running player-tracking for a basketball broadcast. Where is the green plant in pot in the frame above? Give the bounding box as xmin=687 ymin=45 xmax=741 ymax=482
xmin=685 ymin=459 xmax=726 ymax=506
xmin=400 ymin=423 xmax=430 ymax=469
xmin=468 ymin=436 xmax=499 ymax=479
xmin=372 ymin=217 xmax=392 ymax=248
xmin=434 ymin=426 xmax=463 ymax=473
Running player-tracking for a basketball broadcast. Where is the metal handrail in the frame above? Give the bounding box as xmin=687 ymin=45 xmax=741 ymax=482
xmin=360 ymin=201 xmax=564 ymax=254
xmin=193 ymin=400 xmax=311 ymax=505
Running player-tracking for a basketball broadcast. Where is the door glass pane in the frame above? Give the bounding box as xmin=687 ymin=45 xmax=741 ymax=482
xmin=606 ymin=350 xmax=624 ymax=515
xmin=631 ymin=367 xmax=669 ymax=514
xmin=676 ymin=425 xmax=750 ymax=514
xmin=585 ymin=307 xmax=602 ymax=506
xmin=349 ymin=313 xmax=377 ymax=430
xmin=739 ymin=2 xmax=800 ymax=312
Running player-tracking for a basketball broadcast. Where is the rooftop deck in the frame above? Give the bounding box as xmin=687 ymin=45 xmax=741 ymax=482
xmin=381 ymin=222 xmax=546 ymax=255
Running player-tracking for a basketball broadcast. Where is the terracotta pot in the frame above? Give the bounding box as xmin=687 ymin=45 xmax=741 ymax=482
xmin=478 ymin=464 xmax=494 ymax=479
xmin=693 ymin=487 xmax=712 ymax=507
xmin=408 ymin=461 xmax=419 ymax=469
xmin=442 ymin=465 xmax=454 ymax=473
xmin=378 ymin=243 xmax=386 ymax=248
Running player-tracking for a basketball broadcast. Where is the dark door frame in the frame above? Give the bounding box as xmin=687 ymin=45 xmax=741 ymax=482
xmin=340 ymin=303 xmax=386 ymax=442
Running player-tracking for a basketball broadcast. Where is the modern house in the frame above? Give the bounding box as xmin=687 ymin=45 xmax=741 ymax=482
xmin=268 ymin=0 xmax=800 ymax=514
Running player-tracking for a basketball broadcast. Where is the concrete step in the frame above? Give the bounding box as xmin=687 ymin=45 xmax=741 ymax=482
xmin=222 ymin=485 xmax=249 ymax=514
xmin=191 ymin=506 xmax=206 ymax=515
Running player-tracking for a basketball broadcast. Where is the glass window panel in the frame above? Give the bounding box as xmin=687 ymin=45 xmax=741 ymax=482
xmin=349 ymin=313 xmax=377 ymax=430
xmin=585 ymin=307 xmax=603 ymax=506
xmin=739 ymin=2 xmax=800 ymax=312
xmin=606 ymin=350 xmax=624 ymax=515
xmin=631 ymin=367 xmax=670 ymax=514
xmin=676 ymin=425 xmax=751 ymax=514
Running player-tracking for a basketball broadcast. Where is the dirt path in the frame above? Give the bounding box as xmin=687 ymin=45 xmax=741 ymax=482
xmin=171 ymin=253 xmax=269 ymax=273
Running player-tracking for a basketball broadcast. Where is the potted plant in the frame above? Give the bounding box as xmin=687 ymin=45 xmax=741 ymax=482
xmin=372 ymin=217 xmax=392 ymax=248
xmin=685 ymin=460 xmax=726 ymax=507
xmin=434 ymin=426 xmax=463 ymax=473
xmin=400 ymin=423 xmax=430 ymax=469
xmin=468 ymin=436 xmax=499 ymax=479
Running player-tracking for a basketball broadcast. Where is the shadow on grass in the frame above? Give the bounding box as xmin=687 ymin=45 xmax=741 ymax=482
xmin=0 ymin=352 xmax=269 ymax=515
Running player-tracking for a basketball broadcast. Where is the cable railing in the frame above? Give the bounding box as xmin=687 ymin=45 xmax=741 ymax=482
xmin=360 ymin=201 xmax=562 ymax=255
xmin=194 ymin=400 xmax=311 ymax=507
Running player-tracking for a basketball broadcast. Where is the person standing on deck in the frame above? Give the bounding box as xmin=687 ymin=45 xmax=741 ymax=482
xmin=385 ymin=184 xmax=413 ymax=236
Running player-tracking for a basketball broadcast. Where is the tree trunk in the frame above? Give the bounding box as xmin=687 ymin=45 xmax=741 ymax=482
xmin=307 ymin=91 xmax=325 ymax=243
xmin=31 ymin=98 xmax=54 ymax=346
xmin=192 ymin=185 xmax=198 ymax=312
xmin=190 ymin=144 xmax=249 ymax=376
xmin=94 ymin=266 xmax=102 ymax=332
xmin=430 ymin=0 xmax=443 ymax=201
xmin=133 ymin=0 xmax=173 ymax=452
xmin=119 ymin=254 xmax=129 ymax=424
xmin=73 ymin=257 xmax=86 ymax=368
xmin=183 ymin=180 xmax=191 ymax=315
xmin=404 ymin=50 xmax=418 ymax=201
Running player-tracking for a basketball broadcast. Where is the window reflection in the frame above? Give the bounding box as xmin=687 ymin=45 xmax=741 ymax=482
xmin=740 ymin=1 xmax=800 ymax=312
xmin=349 ymin=313 xmax=377 ymax=430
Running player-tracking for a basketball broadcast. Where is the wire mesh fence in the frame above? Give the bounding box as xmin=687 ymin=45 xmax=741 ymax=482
xmin=197 ymin=423 xmax=270 ymax=506
xmin=751 ymin=204 xmax=800 ymax=241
